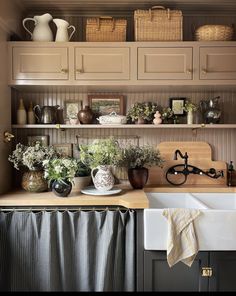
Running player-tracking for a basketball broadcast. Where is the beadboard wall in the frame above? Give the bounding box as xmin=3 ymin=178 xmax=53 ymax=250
xmin=12 ymin=89 xmax=236 ymax=165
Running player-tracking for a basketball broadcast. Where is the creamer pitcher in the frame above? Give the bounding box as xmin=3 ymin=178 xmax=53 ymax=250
xmin=23 ymin=13 xmax=53 ymax=41
xmin=53 ymin=18 xmax=76 ymax=42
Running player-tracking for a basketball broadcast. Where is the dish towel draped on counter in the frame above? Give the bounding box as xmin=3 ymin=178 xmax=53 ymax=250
xmin=162 ymin=208 xmax=201 ymax=268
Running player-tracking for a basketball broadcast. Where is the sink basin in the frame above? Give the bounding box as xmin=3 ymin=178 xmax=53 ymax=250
xmin=144 ymin=192 xmax=236 ymax=251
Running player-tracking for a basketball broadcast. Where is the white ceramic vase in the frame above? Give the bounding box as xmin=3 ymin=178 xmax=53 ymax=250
xmin=187 ymin=111 xmax=193 ymax=124
xmin=53 ymin=18 xmax=76 ymax=42
xmin=91 ymin=165 xmax=115 ymax=191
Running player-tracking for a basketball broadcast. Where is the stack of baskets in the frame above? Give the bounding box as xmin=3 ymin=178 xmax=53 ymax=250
xmin=134 ymin=6 xmax=183 ymax=41
xmin=194 ymin=25 xmax=234 ymax=41
xmin=86 ymin=16 xmax=127 ymax=42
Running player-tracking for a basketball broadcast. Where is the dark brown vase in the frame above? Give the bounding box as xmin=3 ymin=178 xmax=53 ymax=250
xmin=128 ymin=167 xmax=149 ymax=189
xmin=78 ymin=105 xmax=94 ymax=124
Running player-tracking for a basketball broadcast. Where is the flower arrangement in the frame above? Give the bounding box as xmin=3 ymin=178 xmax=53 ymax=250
xmin=161 ymin=107 xmax=174 ymax=123
xmin=117 ymin=145 xmax=164 ymax=169
xmin=43 ymin=158 xmax=78 ymax=183
xmin=127 ymin=102 xmax=159 ymax=123
xmin=184 ymin=100 xmax=198 ymax=112
xmin=79 ymin=138 xmax=121 ymax=169
xmin=8 ymin=142 xmax=57 ymax=170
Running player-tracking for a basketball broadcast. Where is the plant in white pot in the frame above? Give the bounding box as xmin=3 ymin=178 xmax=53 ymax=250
xmin=184 ymin=100 xmax=198 ymax=124
xmin=79 ymin=138 xmax=121 ymax=191
xmin=117 ymin=145 xmax=164 ymax=189
xmin=72 ymin=160 xmax=91 ymax=192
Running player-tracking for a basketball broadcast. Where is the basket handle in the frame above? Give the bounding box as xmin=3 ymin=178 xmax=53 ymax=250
xmin=96 ymin=16 xmax=115 ymax=32
xmin=149 ymin=6 xmax=170 ymax=20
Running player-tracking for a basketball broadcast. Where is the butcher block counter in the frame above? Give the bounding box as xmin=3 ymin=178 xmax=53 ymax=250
xmin=0 ymin=185 xmax=236 ymax=209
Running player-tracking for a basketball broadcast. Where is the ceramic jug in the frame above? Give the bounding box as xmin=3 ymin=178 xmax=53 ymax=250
xmin=22 ymin=13 xmax=53 ymax=41
xmin=33 ymin=105 xmax=60 ymax=124
xmin=91 ymin=165 xmax=115 ymax=191
xmin=199 ymin=96 xmax=221 ymax=124
xmin=53 ymin=18 xmax=76 ymax=42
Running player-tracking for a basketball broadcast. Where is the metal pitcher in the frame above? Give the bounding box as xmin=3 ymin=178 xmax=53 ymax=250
xmin=199 ymin=96 xmax=221 ymax=124
xmin=33 ymin=105 xmax=60 ymax=124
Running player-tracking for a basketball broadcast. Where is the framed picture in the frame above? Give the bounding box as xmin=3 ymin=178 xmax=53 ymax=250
xmin=169 ymin=98 xmax=186 ymax=116
xmin=65 ymin=101 xmax=82 ymax=119
xmin=88 ymin=95 xmax=125 ymax=116
xmin=53 ymin=144 xmax=73 ymax=157
xmin=27 ymin=135 xmax=49 ymax=146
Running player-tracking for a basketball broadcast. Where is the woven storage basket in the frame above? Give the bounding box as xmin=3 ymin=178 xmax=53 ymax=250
xmin=195 ymin=25 xmax=234 ymax=41
xmin=134 ymin=6 xmax=183 ymax=41
xmin=86 ymin=16 xmax=127 ymax=42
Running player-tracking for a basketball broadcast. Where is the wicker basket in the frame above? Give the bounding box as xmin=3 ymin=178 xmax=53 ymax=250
xmin=134 ymin=6 xmax=183 ymax=41
xmin=86 ymin=16 xmax=127 ymax=42
xmin=195 ymin=25 xmax=234 ymax=41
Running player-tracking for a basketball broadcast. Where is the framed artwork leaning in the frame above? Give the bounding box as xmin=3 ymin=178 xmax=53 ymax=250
xmin=169 ymin=97 xmax=186 ymax=116
xmin=53 ymin=144 xmax=73 ymax=157
xmin=88 ymin=95 xmax=125 ymax=116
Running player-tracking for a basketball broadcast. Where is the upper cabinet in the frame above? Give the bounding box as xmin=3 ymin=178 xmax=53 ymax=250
xmin=12 ymin=46 xmax=69 ymax=80
xmin=199 ymin=46 xmax=236 ymax=80
xmin=138 ymin=47 xmax=193 ymax=80
xmin=75 ymin=47 xmax=130 ymax=80
xmin=8 ymin=42 xmax=236 ymax=87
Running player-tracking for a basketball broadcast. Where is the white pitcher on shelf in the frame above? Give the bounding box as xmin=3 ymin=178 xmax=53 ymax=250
xmin=53 ymin=18 xmax=76 ymax=42
xmin=22 ymin=13 xmax=53 ymax=41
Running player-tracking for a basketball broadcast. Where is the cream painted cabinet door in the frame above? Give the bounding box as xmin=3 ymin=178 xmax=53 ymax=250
xmin=138 ymin=47 xmax=193 ymax=80
xmin=12 ymin=47 xmax=69 ymax=80
xmin=200 ymin=47 xmax=236 ymax=80
xmin=75 ymin=47 xmax=130 ymax=80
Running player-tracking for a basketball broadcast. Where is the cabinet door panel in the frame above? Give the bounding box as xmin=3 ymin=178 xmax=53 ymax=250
xmin=75 ymin=47 xmax=130 ymax=80
xmin=200 ymin=47 xmax=236 ymax=80
xmin=12 ymin=47 xmax=69 ymax=80
xmin=144 ymin=251 xmax=208 ymax=292
xmin=138 ymin=47 xmax=193 ymax=80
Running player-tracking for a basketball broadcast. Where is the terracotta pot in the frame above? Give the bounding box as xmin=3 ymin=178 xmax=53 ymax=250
xmin=72 ymin=175 xmax=91 ymax=192
xmin=128 ymin=167 xmax=149 ymax=189
xmin=21 ymin=169 xmax=48 ymax=192
xmin=78 ymin=105 xmax=94 ymax=124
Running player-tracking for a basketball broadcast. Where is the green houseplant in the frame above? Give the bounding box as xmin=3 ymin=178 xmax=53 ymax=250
xmin=79 ymin=138 xmax=121 ymax=191
xmin=117 ymin=145 xmax=163 ymax=189
xmin=127 ymin=102 xmax=159 ymax=124
xmin=43 ymin=157 xmax=78 ymax=197
xmin=8 ymin=142 xmax=57 ymax=192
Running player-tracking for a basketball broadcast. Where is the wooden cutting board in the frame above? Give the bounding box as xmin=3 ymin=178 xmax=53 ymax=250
xmin=148 ymin=141 xmax=227 ymax=186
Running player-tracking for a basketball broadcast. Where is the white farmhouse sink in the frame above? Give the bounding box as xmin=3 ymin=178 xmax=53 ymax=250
xmin=144 ymin=192 xmax=236 ymax=251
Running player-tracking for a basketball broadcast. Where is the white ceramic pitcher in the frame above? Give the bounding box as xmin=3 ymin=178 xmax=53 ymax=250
xmin=91 ymin=165 xmax=115 ymax=191
xmin=23 ymin=13 xmax=53 ymax=41
xmin=53 ymin=19 xmax=76 ymax=42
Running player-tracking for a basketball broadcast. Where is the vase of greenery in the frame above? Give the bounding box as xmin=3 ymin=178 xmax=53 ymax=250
xmin=161 ymin=107 xmax=174 ymax=124
xmin=184 ymin=100 xmax=198 ymax=124
xmin=72 ymin=160 xmax=91 ymax=192
xmin=79 ymin=138 xmax=121 ymax=191
xmin=117 ymin=145 xmax=163 ymax=189
xmin=43 ymin=158 xmax=78 ymax=197
xmin=127 ymin=102 xmax=158 ymax=124
xmin=8 ymin=142 xmax=57 ymax=192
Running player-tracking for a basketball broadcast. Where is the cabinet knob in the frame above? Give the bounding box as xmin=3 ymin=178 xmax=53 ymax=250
xmin=76 ymin=69 xmax=83 ymax=74
xmin=201 ymin=267 xmax=213 ymax=277
xmin=3 ymin=131 xmax=15 ymax=143
xmin=61 ymin=69 xmax=68 ymax=73
xmin=186 ymin=69 xmax=192 ymax=74
xmin=201 ymin=69 xmax=207 ymax=74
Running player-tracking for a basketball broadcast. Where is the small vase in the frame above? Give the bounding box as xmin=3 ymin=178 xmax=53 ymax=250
xmin=52 ymin=179 xmax=72 ymax=197
xmin=128 ymin=167 xmax=149 ymax=189
xmin=21 ymin=169 xmax=48 ymax=192
xmin=78 ymin=105 xmax=94 ymax=124
xmin=91 ymin=165 xmax=115 ymax=191
xmin=187 ymin=111 xmax=193 ymax=124
xmin=135 ymin=117 xmax=146 ymax=124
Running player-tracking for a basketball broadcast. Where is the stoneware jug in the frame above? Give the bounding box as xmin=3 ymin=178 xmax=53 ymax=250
xmin=22 ymin=13 xmax=53 ymax=41
xmin=91 ymin=165 xmax=115 ymax=191
xmin=53 ymin=18 xmax=76 ymax=42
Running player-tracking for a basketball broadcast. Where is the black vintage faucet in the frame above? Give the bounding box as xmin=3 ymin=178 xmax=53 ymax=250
xmin=166 ymin=149 xmax=224 ymax=186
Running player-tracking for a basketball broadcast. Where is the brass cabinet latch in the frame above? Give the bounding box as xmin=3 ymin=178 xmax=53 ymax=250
xmin=201 ymin=267 xmax=213 ymax=277
xmin=3 ymin=131 xmax=14 ymax=143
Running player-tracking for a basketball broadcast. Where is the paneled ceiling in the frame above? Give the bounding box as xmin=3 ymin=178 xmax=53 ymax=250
xmin=14 ymin=0 xmax=236 ymax=15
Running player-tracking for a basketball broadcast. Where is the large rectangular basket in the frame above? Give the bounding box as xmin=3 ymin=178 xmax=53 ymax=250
xmin=86 ymin=17 xmax=127 ymax=42
xmin=134 ymin=6 xmax=183 ymax=41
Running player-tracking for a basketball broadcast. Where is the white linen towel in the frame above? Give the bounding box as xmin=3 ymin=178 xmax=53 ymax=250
xmin=162 ymin=208 xmax=201 ymax=268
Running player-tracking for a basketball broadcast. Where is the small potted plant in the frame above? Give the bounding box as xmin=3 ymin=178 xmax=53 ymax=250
xmin=72 ymin=160 xmax=91 ymax=192
xmin=127 ymin=102 xmax=158 ymax=124
xmin=184 ymin=100 xmax=198 ymax=124
xmin=116 ymin=145 xmax=164 ymax=189
xmin=161 ymin=107 xmax=174 ymax=124
xmin=79 ymin=138 xmax=121 ymax=191
xmin=43 ymin=157 xmax=78 ymax=197
xmin=8 ymin=142 xmax=57 ymax=192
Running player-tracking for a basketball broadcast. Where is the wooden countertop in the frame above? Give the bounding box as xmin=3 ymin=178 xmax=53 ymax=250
xmin=0 ymin=185 xmax=235 ymax=209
